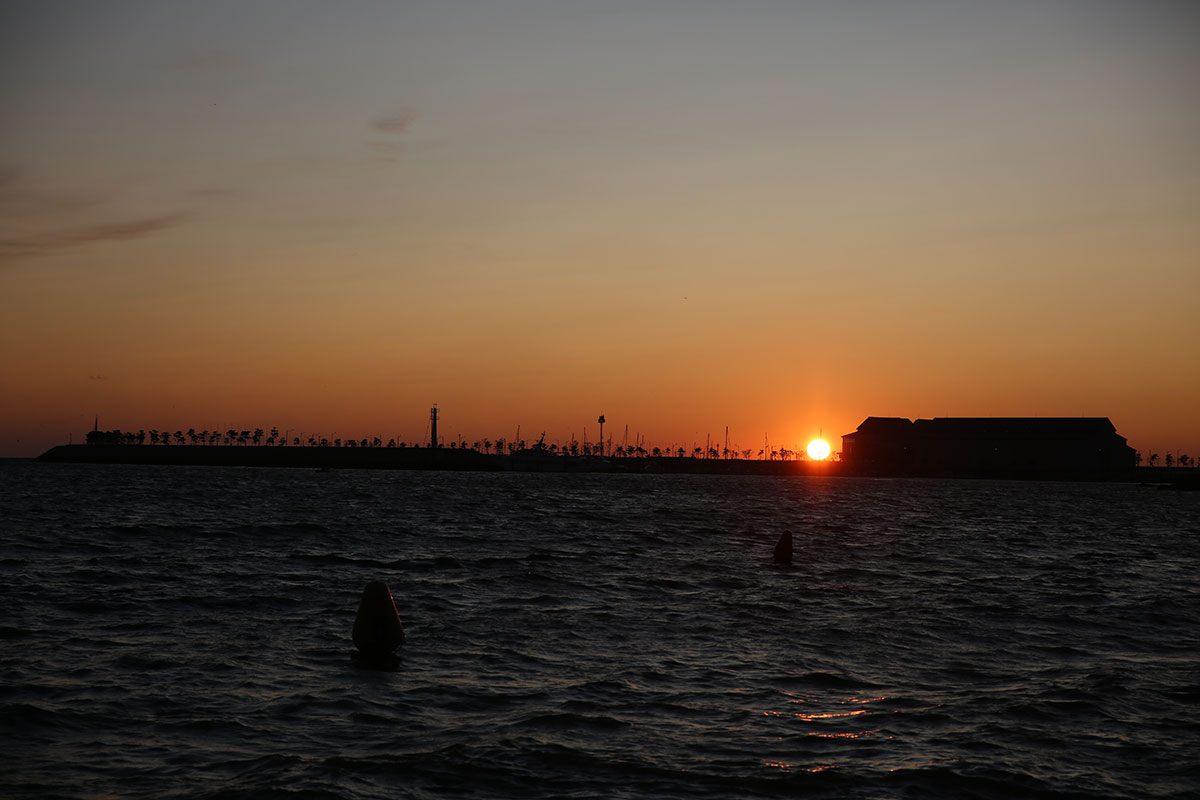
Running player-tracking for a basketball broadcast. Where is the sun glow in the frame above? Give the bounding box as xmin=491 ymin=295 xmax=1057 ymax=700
xmin=806 ymin=439 xmax=831 ymax=461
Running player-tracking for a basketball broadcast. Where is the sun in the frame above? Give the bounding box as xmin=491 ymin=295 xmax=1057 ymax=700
xmin=806 ymin=439 xmax=831 ymax=461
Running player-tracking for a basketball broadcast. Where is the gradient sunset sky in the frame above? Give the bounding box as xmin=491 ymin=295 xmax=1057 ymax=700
xmin=2 ymin=1 xmax=1198 ymax=459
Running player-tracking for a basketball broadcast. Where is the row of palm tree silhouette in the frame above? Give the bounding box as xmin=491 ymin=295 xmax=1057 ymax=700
xmin=1136 ymin=452 xmax=1194 ymax=468
xmin=85 ymin=427 xmax=817 ymax=460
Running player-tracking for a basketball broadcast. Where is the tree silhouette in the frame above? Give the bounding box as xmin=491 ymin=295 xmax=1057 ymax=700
xmin=1149 ymin=453 xmax=1159 ymax=467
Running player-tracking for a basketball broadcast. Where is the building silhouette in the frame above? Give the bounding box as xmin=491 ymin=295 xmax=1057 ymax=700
xmin=841 ymin=417 xmax=1136 ymax=478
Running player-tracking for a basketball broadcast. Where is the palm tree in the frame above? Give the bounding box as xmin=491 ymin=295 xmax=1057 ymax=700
xmin=1165 ymin=453 xmax=1174 ymax=468
xmin=1149 ymin=453 xmax=1159 ymax=467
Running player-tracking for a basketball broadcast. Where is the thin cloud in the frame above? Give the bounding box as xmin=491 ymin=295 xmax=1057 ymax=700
xmin=368 ymin=110 xmax=417 ymax=159
xmin=0 ymin=168 xmax=111 ymax=219
xmin=370 ymin=111 xmax=416 ymax=135
xmin=0 ymin=213 xmax=185 ymax=263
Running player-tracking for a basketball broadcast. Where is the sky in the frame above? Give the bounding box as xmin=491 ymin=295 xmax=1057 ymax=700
xmin=2 ymin=0 xmax=1198 ymax=459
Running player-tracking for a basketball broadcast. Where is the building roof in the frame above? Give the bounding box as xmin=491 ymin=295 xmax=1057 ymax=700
xmin=914 ymin=417 xmax=1119 ymax=440
xmin=844 ymin=416 xmax=1124 ymax=442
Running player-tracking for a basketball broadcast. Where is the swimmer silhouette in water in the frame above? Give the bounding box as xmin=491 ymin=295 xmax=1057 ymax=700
xmin=773 ymin=531 xmax=793 ymax=565
xmin=352 ymin=581 xmax=405 ymax=669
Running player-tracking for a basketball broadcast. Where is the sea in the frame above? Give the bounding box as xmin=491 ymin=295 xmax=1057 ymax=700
xmin=2 ymin=460 xmax=1198 ymax=800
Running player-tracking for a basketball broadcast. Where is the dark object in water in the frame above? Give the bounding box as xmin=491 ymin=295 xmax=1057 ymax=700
xmin=773 ymin=531 xmax=793 ymax=564
xmin=353 ymin=581 xmax=405 ymax=657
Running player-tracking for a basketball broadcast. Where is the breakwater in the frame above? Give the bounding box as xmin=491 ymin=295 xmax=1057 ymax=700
xmin=35 ymin=444 xmax=834 ymax=476
xmin=35 ymin=444 xmax=1188 ymax=483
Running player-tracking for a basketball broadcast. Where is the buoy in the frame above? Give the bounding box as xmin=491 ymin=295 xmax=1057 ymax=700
xmin=353 ymin=581 xmax=405 ymax=657
xmin=773 ymin=531 xmax=793 ymax=565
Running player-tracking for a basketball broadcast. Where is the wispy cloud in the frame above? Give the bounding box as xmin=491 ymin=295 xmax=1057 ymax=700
xmin=0 ymin=166 xmax=111 ymax=219
xmin=0 ymin=214 xmax=185 ymax=263
xmin=368 ymin=109 xmax=417 ymax=159
xmin=370 ymin=110 xmax=416 ymax=135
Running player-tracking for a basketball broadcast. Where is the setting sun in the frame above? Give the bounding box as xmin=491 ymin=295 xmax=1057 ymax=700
xmin=806 ymin=439 xmax=831 ymax=461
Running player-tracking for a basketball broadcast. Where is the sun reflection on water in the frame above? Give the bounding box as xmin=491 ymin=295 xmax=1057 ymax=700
xmin=760 ymin=692 xmax=895 ymax=774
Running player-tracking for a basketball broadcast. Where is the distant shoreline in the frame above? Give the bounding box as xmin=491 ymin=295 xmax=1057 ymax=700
xmin=35 ymin=444 xmax=830 ymax=476
xmin=34 ymin=444 xmax=1193 ymax=484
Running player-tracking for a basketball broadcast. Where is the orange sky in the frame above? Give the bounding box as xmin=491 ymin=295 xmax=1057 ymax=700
xmin=2 ymin=2 xmax=1198 ymax=460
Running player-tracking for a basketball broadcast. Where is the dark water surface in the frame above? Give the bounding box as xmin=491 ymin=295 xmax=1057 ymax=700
xmin=2 ymin=462 xmax=1198 ymax=799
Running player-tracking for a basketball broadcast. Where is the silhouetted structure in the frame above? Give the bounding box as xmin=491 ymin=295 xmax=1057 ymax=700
xmin=841 ymin=417 xmax=1136 ymax=478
